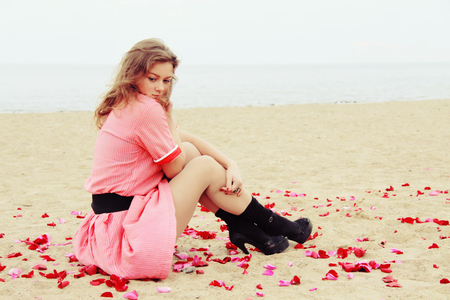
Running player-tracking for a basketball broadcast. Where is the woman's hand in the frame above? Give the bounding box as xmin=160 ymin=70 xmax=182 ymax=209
xmin=163 ymin=99 xmax=174 ymax=120
xmin=220 ymin=162 xmax=244 ymax=197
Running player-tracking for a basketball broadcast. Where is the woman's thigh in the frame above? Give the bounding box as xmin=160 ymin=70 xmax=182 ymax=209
xmin=169 ymin=155 xmax=225 ymax=237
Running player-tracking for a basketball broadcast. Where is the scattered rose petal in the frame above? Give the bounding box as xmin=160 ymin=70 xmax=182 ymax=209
xmin=90 ymin=278 xmax=106 ymax=286
xmin=8 ymin=269 xmax=21 ymax=279
xmin=256 ymin=284 xmax=263 ymax=289
xmin=42 ymin=213 xmax=49 ymax=218
xmin=256 ymin=292 xmax=264 ymax=297
xmin=309 ymin=288 xmax=317 ymax=291
xmin=262 ymin=270 xmax=274 ymax=276
xmin=347 ymin=273 xmax=353 ymax=279
xmin=323 ymin=270 xmax=339 ymax=280
xmin=279 ymin=280 xmax=290 ymax=286
xmin=156 ymin=287 xmax=171 ymax=293
xmin=428 ymin=243 xmax=439 ymax=249
xmin=386 ymin=282 xmax=402 ymax=288
xmin=58 ymin=218 xmax=66 ymax=224
xmin=440 ymin=278 xmax=450 ymax=284
xmin=85 ymin=265 xmax=98 ymax=275
xmin=264 ymin=263 xmax=276 ymax=270
xmin=433 ymin=264 xmax=439 ymax=269
xmin=101 ymin=292 xmax=113 ymax=298
xmin=21 ymin=270 xmax=34 ymax=278
xmin=57 ymin=281 xmax=69 ymax=289
xmin=123 ymin=290 xmax=138 ymax=299
xmin=290 ymin=275 xmax=300 ymax=285
xmin=354 ymin=248 xmax=366 ymax=258
xmin=6 ymin=252 xmax=22 ymax=258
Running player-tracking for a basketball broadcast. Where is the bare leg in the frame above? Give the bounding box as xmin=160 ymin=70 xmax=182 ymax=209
xmin=170 ymin=154 xmax=252 ymax=238
xmin=183 ymin=142 xmax=219 ymax=213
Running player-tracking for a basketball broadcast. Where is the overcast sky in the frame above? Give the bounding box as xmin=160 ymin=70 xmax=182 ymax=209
xmin=0 ymin=0 xmax=449 ymax=65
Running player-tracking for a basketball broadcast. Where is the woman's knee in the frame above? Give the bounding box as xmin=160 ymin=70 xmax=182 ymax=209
xmin=190 ymin=155 xmax=224 ymax=177
xmin=183 ymin=142 xmax=201 ymax=165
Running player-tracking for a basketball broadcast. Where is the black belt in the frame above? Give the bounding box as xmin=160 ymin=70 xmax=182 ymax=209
xmin=92 ymin=193 xmax=134 ymax=214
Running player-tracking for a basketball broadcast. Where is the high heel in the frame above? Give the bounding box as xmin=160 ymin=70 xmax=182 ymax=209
xmin=229 ymin=231 xmax=289 ymax=255
xmin=215 ymin=208 xmax=290 ymax=255
xmin=239 ymin=197 xmax=313 ymax=244
xmin=293 ymin=217 xmax=313 ymax=244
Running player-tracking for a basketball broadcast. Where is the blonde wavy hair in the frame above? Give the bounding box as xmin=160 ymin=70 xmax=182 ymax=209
xmin=94 ymin=38 xmax=179 ymax=129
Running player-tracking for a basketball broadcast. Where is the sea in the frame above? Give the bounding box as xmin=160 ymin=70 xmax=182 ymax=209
xmin=0 ymin=63 xmax=449 ymax=113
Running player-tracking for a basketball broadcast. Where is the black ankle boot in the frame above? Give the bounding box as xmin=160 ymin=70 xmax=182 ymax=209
xmin=239 ymin=197 xmax=313 ymax=244
xmin=215 ymin=209 xmax=289 ymax=255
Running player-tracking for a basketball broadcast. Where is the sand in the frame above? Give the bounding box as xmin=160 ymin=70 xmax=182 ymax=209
xmin=0 ymin=99 xmax=449 ymax=299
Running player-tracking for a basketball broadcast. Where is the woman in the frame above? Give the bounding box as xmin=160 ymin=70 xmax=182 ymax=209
xmin=73 ymin=38 xmax=312 ymax=280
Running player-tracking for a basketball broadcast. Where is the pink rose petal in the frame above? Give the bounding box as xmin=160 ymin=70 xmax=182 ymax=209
xmin=8 ymin=268 xmax=22 ymax=279
xmin=429 ymin=191 xmax=440 ymax=196
xmin=156 ymin=287 xmax=171 ymax=293
xmin=279 ymin=280 xmax=290 ymax=286
xmin=256 ymin=292 xmax=264 ymax=297
xmin=58 ymin=218 xmax=66 ymax=224
xmin=347 ymin=273 xmax=354 ymax=279
xmin=262 ymin=270 xmax=274 ymax=276
xmin=264 ymin=263 xmax=276 ymax=270
xmin=123 ymin=290 xmax=138 ymax=299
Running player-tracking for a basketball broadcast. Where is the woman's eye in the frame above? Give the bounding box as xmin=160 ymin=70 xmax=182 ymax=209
xmin=149 ymin=77 xmax=156 ymax=82
xmin=164 ymin=79 xmax=172 ymax=84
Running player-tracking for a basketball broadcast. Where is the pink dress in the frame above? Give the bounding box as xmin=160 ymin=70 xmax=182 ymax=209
xmin=73 ymin=94 xmax=181 ymax=279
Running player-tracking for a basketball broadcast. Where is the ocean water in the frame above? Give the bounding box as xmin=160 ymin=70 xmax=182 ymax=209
xmin=0 ymin=63 xmax=449 ymax=113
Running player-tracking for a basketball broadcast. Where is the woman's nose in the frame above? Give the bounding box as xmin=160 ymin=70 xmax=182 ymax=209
xmin=155 ymin=81 xmax=164 ymax=92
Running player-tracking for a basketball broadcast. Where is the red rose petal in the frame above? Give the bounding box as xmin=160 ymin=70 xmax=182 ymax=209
xmin=21 ymin=270 xmax=34 ymax=278
xmin=6 ymin=252 xmax=22 ymax=258
xmin=42 ymin=213 xmax=49 ymax=218
xmin=354 ymin=248 xmax=366 ymax=258
xmin=440 ymin=278 xmax=450 ymax=284
xmin=386 ymin=282 xmax=402 ymax=288
xmin=100 ymin=292 xmax=114 ymax=298
xmin=256 ymin=284 xmax=263 ymax=290
xmin=433 ymin=264 xmax=439 ymax=269
xmin=85 ymin=265 xmax=98 ymax=275
xmin=90 ymin=278 xmax=106 ymax=286
xmin=290 ymin=275 xmax=301 ymax=285
xmin=57 ymin=280 xmax=69 ymax=289
xmin=382 ymin=275 xmax=394 ymax=283
xmin=40 ymin=255 xmax=55 ymax=262
xmin=428 ymin=243 xmax=439 ymax=249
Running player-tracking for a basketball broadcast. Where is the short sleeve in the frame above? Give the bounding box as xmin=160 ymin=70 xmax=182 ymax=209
xmin=135 ymin=101 xmax=181 ymax=165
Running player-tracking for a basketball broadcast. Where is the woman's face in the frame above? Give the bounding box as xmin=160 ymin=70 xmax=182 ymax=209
xmin=136 ymin=62 xmax=174 ymax=101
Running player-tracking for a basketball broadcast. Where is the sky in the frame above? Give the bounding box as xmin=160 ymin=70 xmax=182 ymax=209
xmin=0 ymin=0 xmax=449 ymax=65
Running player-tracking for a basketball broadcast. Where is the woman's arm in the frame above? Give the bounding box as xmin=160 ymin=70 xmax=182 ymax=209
xmin=161 ymin=101 xmax=186 ymax=178
xmin=178 ymin=129 xmax=243 ymax=195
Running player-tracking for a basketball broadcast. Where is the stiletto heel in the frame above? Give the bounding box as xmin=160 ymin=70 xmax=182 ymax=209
xmin=229 ymin=232 xmax=250 ymax=254
xmin=239 ymin=197 xmax=313 ymax=244
xmin=229 ymin=231 xmax=289 ymax=256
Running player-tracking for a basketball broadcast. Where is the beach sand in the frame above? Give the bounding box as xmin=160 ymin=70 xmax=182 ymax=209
xmin=0 ymin=99 xmax=449 ymax=299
